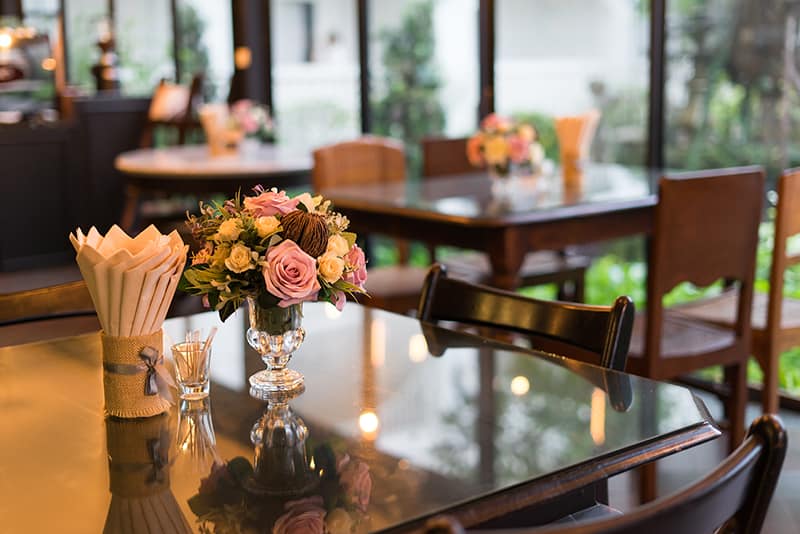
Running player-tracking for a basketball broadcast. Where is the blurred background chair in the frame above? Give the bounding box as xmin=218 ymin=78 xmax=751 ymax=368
xmin=313 ymin=136 xmax=428 ymax=314
xmin=418 ymin=264 xmax=634 ymax=371
xmin=677 ymin=168 xmax=800 ymax=413
xmin=420 ymin=136 xmax=591 ymax=301
xmin=625 ymin=167 xmax=764 ymax=501
xmin=423 ymin=414 xmax=785 ymax=534
xmin=138 ymin=74 xmax=204 ymax=148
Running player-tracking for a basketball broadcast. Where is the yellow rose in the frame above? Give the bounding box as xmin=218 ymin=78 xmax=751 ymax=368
xmin=325 ymin=508 xmax=353 ymax=534
xmin=518 ymin=124 xmax=535 ymax=142
xmin=484 ymin=135 xmax=509 ymax=165
xmin=327 ymin=234 xmax=350 ymax=257
xmin=224 ymin=243 xmax=255 ymax=273
xmin=318 ymin=251 xmax=345 ymax=283
xmin=214 ymin=218 xmax=242 ymax=241
xmin=254 ymin=215 xmax=280 ymax=238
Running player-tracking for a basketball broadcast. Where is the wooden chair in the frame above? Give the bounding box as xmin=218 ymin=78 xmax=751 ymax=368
xmin=139 ymin=74 xmax=204 ymax=148
xmin=420 ymin=136 xmax=591 ymax=301
xmin=313 ymin=136 xmax=428 ymax=313
xmin=676 ymin=168 xmax=800 ymax=413
xmin=625 ymin=167 xmax=764 ymax=501
xmin=418 ymin=264 xmax=635 ymax=371
xmin=424 ymin=414 xmax=786 ymax=534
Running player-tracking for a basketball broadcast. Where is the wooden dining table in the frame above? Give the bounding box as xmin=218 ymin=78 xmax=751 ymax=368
xmin=0 ymin=303 xmax=719 ymax=532
xmin=322 ymin=164 xmax=660 ymax=289
xmin=114 ymin=144 xmax=313 ymax=231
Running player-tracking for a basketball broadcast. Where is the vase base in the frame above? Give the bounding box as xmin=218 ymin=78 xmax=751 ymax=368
xmin=249 ymin=368 xmax=305 ymax=399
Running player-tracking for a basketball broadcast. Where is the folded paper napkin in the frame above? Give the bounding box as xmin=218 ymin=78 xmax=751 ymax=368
xmin=69 ymin=224 xmax=188 ymax=337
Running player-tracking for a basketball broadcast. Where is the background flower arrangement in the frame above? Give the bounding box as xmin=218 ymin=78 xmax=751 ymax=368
xmin=179 ymin=187 xmax=368 ymax=322
xmin=231 ymin=99 xmax=276 ymax=143
xmin=467 ymin=113 xmax=545 ymax=177
xmin=188 ymin=445 xmax=371 ymax=534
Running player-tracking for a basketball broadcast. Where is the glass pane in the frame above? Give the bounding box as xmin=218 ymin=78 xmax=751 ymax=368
xmin=64 ymin=0 xmax=106 ymax=89
xmin=22 ymin=0 xmax=59 ymax=39
xmin=664 ymin=1 xmax=799 ymax=183
xmin=495 ymin=0 xmax=650 ymax=167
xmin=114 ymin=0 xmax=175 ymax=95
xmin=176 ymin=0 xmax=233 ymax=101
xmin=370 ymin=0 xmax=480 ymax=172
xmin=271 ymin=0 xmax=361 ymax=149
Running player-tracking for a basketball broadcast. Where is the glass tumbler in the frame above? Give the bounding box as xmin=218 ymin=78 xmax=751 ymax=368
xmin=171 ymin=341 xmax=212 ymax=399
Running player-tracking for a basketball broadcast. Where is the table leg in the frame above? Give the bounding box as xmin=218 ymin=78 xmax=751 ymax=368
xmin=120 ymin=184 xmax=142 ymax=233
xmin=487 ymin=229 xmax=526 ymax=290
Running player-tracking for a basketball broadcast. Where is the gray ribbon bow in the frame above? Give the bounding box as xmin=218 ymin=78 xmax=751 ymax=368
xmin=103 ymin=346 xmax=176 ymax=406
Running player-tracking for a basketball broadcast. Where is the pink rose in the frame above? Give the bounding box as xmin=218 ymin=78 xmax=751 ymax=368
xmin=508 ymin=135 xmax=530 ymax=164
xmin=264 ymin=240 xmax=321 ymax=307
xmin=244 ymin=190 xmax=300 ymax=217
xmin=481 ymin=113 xmax=511 ymax=132
xmin=274 ymin=496 xmax=326 ymax=534
xmin=343 ymin=244 xmax=368 ymax=290
xmin=339 ymin=457 xmax=371 ymax=513
xmin=466 ymin=135 xmax=483 ymax=167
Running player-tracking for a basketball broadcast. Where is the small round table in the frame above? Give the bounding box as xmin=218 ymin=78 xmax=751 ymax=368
xmin=115 ymin=144 xmax=313 ymax=231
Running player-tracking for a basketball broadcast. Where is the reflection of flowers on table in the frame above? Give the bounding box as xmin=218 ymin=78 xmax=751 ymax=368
xmin=189 ymin=446 xmax=371 ymax=533
xmin=179 ymin=187 xmax=368 ymax=322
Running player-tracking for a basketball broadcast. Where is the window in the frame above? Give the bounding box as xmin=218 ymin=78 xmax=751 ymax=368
xmin=495 ymin=0 xmax=650 ymax=166
xmin=63 ymin=0 xmax=106 ymax=89
xmin=271 ymin=0 xmax=361 ymax=149
xmin=370 ymin=0 xmax=480 ymax=171
xmin=114 ymin=0 xmax=175 ymax=95
xmin=176 ymin=0 xmax=234 ymax=101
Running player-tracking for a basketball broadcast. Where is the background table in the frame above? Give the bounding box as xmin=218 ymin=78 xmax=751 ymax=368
xmin=0 ymin=303 xmax=719 ymax=532
xmin=115 ymin=144 xmax=313 ymax=231
xmin=323 ymin=164 xmax=659 ymax=289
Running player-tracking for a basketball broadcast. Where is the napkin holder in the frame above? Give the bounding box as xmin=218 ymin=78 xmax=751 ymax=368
xmin=102 ymin=330 xmax=174 ymax=419
xmin=103 ymin=415 xmax=192 ymax=534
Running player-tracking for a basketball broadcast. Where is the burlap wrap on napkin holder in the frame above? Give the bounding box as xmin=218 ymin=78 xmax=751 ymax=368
xmin=102 ymin=330 xmax=174 ymax=419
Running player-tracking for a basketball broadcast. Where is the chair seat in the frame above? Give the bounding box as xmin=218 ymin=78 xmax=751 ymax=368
xmin=674 ymin=289 xmax=800 ymax=331
xmin=442 ymin=250 xmax=591 ymax=285
xmin=627 ymin=310 xmax=737 ymax=373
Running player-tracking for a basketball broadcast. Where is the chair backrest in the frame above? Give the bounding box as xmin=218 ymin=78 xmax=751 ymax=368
xmin=425 ymin=415 xmax=786 ymax=534
xmin=139 ymin=73 xmax=204 ymax=148
xmin=0 ymin=280 xmax=95 ymax=326
xmin=644 ymin=167 xmax=764 ymax=369
xmin=766 ymin=168 xmax=800 ymax=335
xmin=417 ymin=264 xmax=635 ymax=370
xmin=421 ymin=136 xmax=476 ymax=178
xmin=311 ymin=135 xmax=406 ymax=191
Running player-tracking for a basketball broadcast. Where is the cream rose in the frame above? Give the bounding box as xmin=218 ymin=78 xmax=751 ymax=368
xmin=318 ymin=251 xmax=345 ymax=283
xmin=325 ymin=508 xmax=353 ymax=534
xmin=224 ymin=243 xmax=255 ymax=273
xmin=254 ymin=215 xmax=280 ymax=238
xmin=214 ymin=218 xmax=242 ymax=241
xmin=326 ymin=234 xmax=350 ymax=257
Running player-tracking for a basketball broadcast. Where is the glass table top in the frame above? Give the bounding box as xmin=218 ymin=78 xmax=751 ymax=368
xmin=323 ymin=164 xmax=660 ymax=223
xmin=0 ymin=303 xmax=716 ymax=533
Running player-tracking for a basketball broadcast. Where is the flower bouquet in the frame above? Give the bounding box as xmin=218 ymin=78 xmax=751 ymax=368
xmin=188 ymin=448 xmax=371 ymax=534
xmin=179 ymin=187 xmax=368 ymax=395
xmin=466 ymin=113 xmax=545 ymax=179
xmin=231 ymin=99 xmax=275 ymax=143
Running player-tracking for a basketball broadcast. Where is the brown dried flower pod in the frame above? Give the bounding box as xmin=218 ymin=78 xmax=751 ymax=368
xmin=280 ymin=210 xmax=329 ymax=258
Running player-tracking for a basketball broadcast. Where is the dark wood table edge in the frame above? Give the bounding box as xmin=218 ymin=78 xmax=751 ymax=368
xmin=380 ymin=412 xmax=721 ymax=533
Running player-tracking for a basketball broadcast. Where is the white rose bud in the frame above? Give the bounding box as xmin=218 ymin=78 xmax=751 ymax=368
xmin=214 ymin=218 xmax=242 ymax=241
xmin=318 ymin=251 xmax=345 ymax=283
xmin=254 ymin=215 xmax=280 ymax=238
xmin=224 ymin=243 xmax=255 ymax=273
xmin=327 ymin=234 xmax=350 ymax=257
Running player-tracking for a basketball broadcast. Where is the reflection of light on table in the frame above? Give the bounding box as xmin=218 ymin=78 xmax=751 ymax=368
xmin=370 ymin=318 xmax=386 ymax=367
xmin=408 ymin=334 xmax=428 ymax=363
xmin=590 ymin=388 xmax=606 ymax=446
xmin=359 ymin=410 xmax=380 ymax=440
xmin=510 ymin=375 xmax=530 ymax=396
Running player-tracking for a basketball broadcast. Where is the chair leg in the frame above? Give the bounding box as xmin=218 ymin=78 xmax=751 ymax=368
xmin=573 ymin=269 xmax=586 ymax=303
xmin=723 ymin=362 xmax=748 ymax=451
xmin=638 ymin=462 xmax=657 ymax=504
xmin=762 ymin=347 xmax=780 ymax=414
